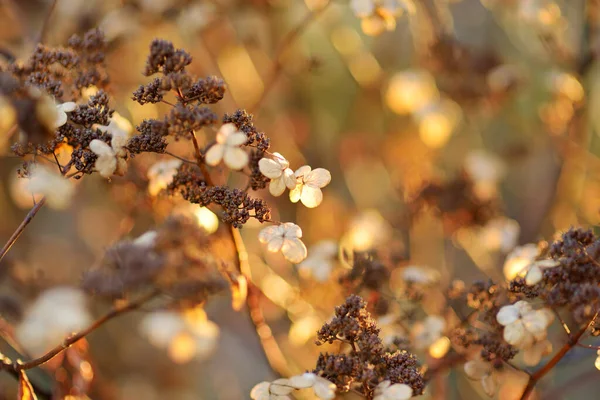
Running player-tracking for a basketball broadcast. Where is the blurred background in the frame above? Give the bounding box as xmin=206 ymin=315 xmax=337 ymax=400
xmin=1 ymin=0 xmax=600 ymax=399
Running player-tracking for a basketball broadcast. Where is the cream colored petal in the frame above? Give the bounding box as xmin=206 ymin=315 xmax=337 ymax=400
xmin=294 ymin=165 xmax=312 ymax=178
xmin=282 ymin=238 xmax=308 ymax=263
xmin=514 ymin=301 xmax=533 ymax=315
xmin=525 ymin=265 xmax=543 ymax=286
xmin=384 ymin=384 xmax=413 ymax=400
xmin=216 ymin=123 xmax=237 ymax=143
xmin=259 ymin=158 xmax=284 ymax=179
xmin=115 ymin=157 xmax=128 ymax=176
xmin=227 ymin=132 xmax=248 ymax=146
xmin=481 ymin=374 xmax=496 ymax=397
xmin=464 ymin=361 xmax=490 ymax=380
xmin=270 ymin=379 xmax=294 ymax=395
xmin=283 ymin=169 xmax=296 ymax=189
xmin=281 ymin=222 xmax=303 ymax=238
xmin=267 ymin=237 xmax=285 ymax=253
xmin=496 ymin=305 xmax=520 ymax=326
xmin=111 ymin=129 xmax=129 ymax=149
xmin=53 ymin=111 xmax=68 ymax=128
xmin=58 ymin=102 xmax=77 ymax=112
xmin=312 ymin=377 xmax=336 ymax=400
xmin=205 ymin=143 xmax=225 ymax=166
xmin=224 ymin=147 xmax=249 ymax=170
xmin=89 ymin=139 xmax=114 ymax=157
xmin=289 ymin=373 xmax=316 ymax=389
xmin=95 ymin=155 xmax=117 ymax=178
xmin=523 ymin=340 xmax=551 ymax=366
xmin=503 ymin=320 xmax=526 ymax=346
xmin=269 ymin=177 xmax=287 ymax=197
xmin=271 ymin=152 xmax=289 ymax=169
xmin=522 ymin=311 xmax=549 ymax=335
xmin=289 ymin=183 xmax=303 ymax=203
xmin=258 ymin=225 xmax=284 ymax=243
xmin=300 ymin=185 xmax=323 ymax=208
xmin=518 ymin=330 xmax=535 ymax=350
xmin=305 ymin=168 xmax=332 ymax=188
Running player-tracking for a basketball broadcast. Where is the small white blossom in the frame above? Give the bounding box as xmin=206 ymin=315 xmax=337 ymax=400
xmin=503 ymin=243 xmax=539 ymax=280
xmin=374 ymin=380 xmax=413 ymax=400
xmin=258 ymin=153 xmax=296 ymax=196
xmin=411 ymin=315 xmax=445 ymax=350
xmin=17 ymin=287 xmax=91 ymax=357
xmin=205 ymin=123 xmax=249 ymax=170
xmin=464 ymin=150 xmax=506 ymax=200
xmin=89 ymin=118 xmax=130 ymax=178
xmin=36 ymin=95 xmax=76 ymax=130
xmin=479 ymin=217 xmax=520 ymax=253
xmin=496 ymin=301 xmax=554 ymax=359
xmin=258 ymin=223 xmax=307 ymax=263
xmin=26 ymin=164 xmax=75 ymax=209
xmin=147 ymin=159 xmax=182 ymax=196
xmin=464 ymin=359 xmax=497 ymax=397
xmin=54 ymin=102 xmax=77 ymax=128
xmin=524 ymin=259 xmax=560 ymax=286
xmin=297 ymin=240 xmax=338 ymax=282
xmin=250 ymin=374 xmax=335 ymax=400
xmin=289 ymin=165 xmax=331 ymax=208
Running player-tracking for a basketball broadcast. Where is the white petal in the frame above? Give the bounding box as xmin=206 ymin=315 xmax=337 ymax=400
xmin=269 ymin=177 xmax=287 ymax=197
xmin=289 ymin=183 xmax=303 ymax=203
xmin=481 ymin=374 xmax=496 ymax=397
xmin=305 ymin=168 xmax=332 ymax=188
xmin=294 ymin=165 xmax=312 ymax=178
xmin=282 ymin=238 xmax=308 ymax=263
xmin=224 ymin=147 xmax=249 ymax=170
xmin=300 ymin=185 xmax=323 ymax=208
xmin=54 ymin=111 xmax=68 ymax=128
xmin=259 ymin=158 xmax=284 ymax=179
xmin=525 ymin=265 xmax=543 ymax=286
xmin=267 ymin=237 xmax=285 ymax=253
xmin=503 ymin=321 xmax=526 ymax=346
xmin=95 ymin=155 xmax=117 ymax=178
xmin=205 ymin=144 xmax=225 ymax=166
xmin=375 ymin=380 xmax=392 ymax=394
xmin=271 ymin=152 xmax=289 ymax=169
xmin=227 ymin=132 xmax=248 ymax=146
xmin=270 ymin=379 xmax=294 ymax=395
xmin=496 ymin=305 xmax=520 ymax=326
xmin=111 ymin=129 xmax=129 ymax=149
xmin=313 ymin=378 xmax=336 ymax=400
xmin=250 ymin=382 xmax=271 ymax=400
xmin=523 ymin=340 xmax=551 ymax=366
xmin=464 ymin=360 xmax=489 ymax=380
xmin=216 ymin=123 xmax=237 ymax=143
xmin=514 ymin=301 xmax=533 ymax=315
xmin=282 ymin=222 xmax=303 ymax=238
xmin=58 ymin=102 xmax=77 ymax=112
xmin=385 ymin=384 xmax=413 ymax=400
xmin=89 ymin=139 xmax=114 ymax=157
xmin=289 ymin=373 xmax=316 ymax=389
xmin=522 ymin=311 xmax=550 ymax=335
xmin=258 ymin=225 xmax=283 ymax=243
xmin=283 ymin=169 xmax=296 ymax=189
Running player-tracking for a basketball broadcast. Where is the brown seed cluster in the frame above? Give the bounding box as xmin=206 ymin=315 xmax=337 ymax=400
xmin=314 ymin=295 xmax=425 ymax=398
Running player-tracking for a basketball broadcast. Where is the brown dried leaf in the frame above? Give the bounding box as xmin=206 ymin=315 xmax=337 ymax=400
xmin=18 ymin=369 xmax=38 ymax=400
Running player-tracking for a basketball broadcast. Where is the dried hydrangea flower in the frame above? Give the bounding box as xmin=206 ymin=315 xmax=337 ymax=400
xmin=258 ymin=152 xmax=296 ymax=196
xmin=26 ymin=164 xmax=75 ymax=209
xmin=205 ymin=123 xmax=249 ymax=170
xmin=89 ymin=126 xmax=128 ymax=178
xmin=250 ymin=373 xmax=336 ymax=400
xmin=289 ymin=165 xmax=331 ymax=208
xmin=297 ymin=240 xmax=338 ymax=282
xmin=524 ymin=259 xmax=560 ymax=286
xmin=503 ymin=244 xmax=539 ymax=280
xmin=479 ymin=217 xmax=520 ymax=253
xmin=35 ymin=94 xmax=76 ymax=131
xmin=16 ymin=287 xmax=91 ymax=357
xmin=374 ymin=380 xmax=413 ymax=400
xmin=147 ymin=159 xmax=182 ymax=196
xmin=258 ymin=223 xmax=308 ymax=263
xmin=496 ymin=301 xmax=554 ymax=355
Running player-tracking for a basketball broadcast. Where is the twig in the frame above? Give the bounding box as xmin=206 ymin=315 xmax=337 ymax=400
xmin=249 ymin=1 xmax=331 ymax=114
xmin=6 ymin=290 xmax=159 ymax=371
xmin=164 ymin=151 xmax=196 ymax=165
xmin=38 ymin=0 xmax=58 ymax=44
xmin=229 ymin=225 xmax=291 ymax=377
xmin=518 ymin=313 xmax=599 ymax=400
xmin=0 ymin=197 xmax=47 ymax=264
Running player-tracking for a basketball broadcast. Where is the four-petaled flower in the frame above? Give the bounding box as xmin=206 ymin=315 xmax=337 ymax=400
xmin=258 ymin=153 xmax=296 ymax=196
xmin=147 ymin=159 xmax=182 ymax=196
xmin=90 ymin=120 xmax=130 ymax=178
xmin=250 ymin=373 xmax=336 ymax=400
xmin=205 ymin=123 xmax=249 ymax=170
xmin=289 ymin=165 xmax=331 ymax=208
xmin=259 ymin=223 xmax=307 ymax=263
xmin=374 ymin=380 xmax=413 ymax=400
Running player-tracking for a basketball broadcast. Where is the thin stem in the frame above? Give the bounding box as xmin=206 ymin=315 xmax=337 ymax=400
xmin=518 ymin=313 xmax=599 ymax=400
xmin=38 ymin=0 xmax=58 ymax=43
xmin=0 ymin=198 xmax=47 ymax=264
xmin=9 ymin=290 xmax=159 ymax=371
xmin=228 ymin=225 xmax=290 ymax=377
xmin=249 ymin=1 xmax=331 ymax=114
xmin=164 ymin=151 xmax=196 ymax=165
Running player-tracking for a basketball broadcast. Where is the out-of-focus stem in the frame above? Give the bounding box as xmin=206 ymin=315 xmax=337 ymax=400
xmin=0 ymin=197 xmax=47 ymax=264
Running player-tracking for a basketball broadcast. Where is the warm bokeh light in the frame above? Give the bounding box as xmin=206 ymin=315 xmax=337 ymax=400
xmin=217 ymin=46 xmax=264 ymax=106
xmin=416 ymin=98 xmax=461 ymax=149
xmin=168 ymin=333 xmax=197 ymax=364
xmin=385 ymin=70 xmax=439 ymax=115
xmin=429 ymin=336 xmax=451 ymax=359
xmin=193 ymin=206 xmax=219 ymax=234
